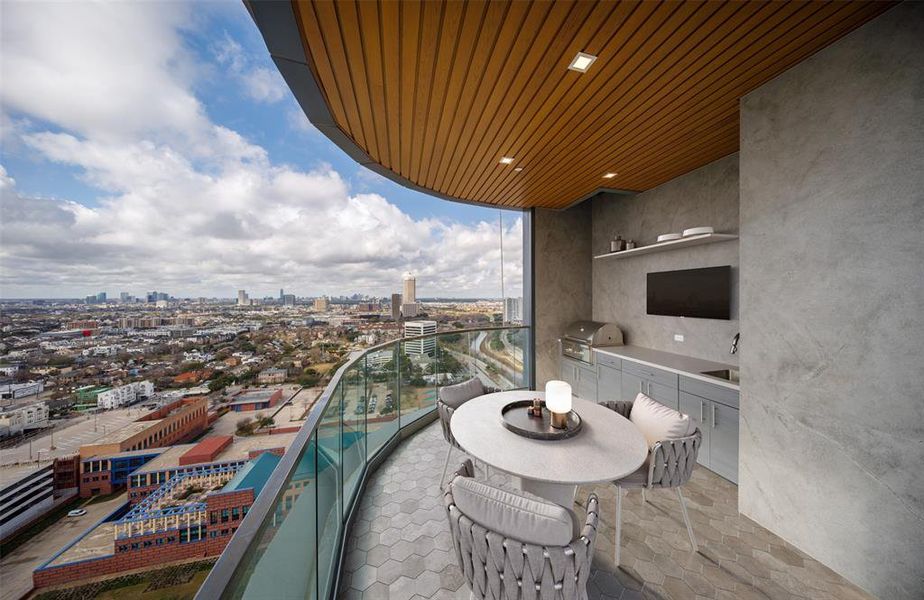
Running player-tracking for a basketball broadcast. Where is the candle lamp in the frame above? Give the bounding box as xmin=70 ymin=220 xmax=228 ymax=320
xmin=545 ymin=380 xmax=572 ymax=429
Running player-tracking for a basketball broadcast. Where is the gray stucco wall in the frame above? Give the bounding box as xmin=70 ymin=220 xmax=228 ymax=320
xmin=738 ymin=3 xmax=924 ymax=599
xmin=533 ymin=205 xmax=592 ymax=387
xmin=592 ymin=154 xmax=740 ymax=365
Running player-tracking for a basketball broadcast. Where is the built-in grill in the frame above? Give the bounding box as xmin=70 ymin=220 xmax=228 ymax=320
xmin=560 ymin=320 xmax=624 ymax=364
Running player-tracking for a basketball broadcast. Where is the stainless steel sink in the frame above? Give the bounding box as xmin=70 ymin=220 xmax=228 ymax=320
xmin=700 ymin=369 xmax=740 ymax=383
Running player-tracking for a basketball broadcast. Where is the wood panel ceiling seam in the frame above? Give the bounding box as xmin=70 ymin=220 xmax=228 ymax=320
xmin=379 ymin=0 xmax=401 ymax=172
xmin=473 ymin=0 xmax=712 ymax=204
xmin=483 ymin=0 xmax=745 ymax=205
xmin=432 ymin=2 xmax=527 ymax=189
xmin=413 ymin=0 xmax=454 ymax=186
xmin=423 ymin=2 xmax=502 ymax=189
xmin=436 ymin=0 xmax=559 ymax=196
xmin=355 ymin=0 xmax=390 ymax=169
xmin=410 ymin=2 xmax=446 ymax=181
xmin=445 ymin=0 xmax=604 ymax=200
xmin=488 ymin=0 xmax=829 ymax=206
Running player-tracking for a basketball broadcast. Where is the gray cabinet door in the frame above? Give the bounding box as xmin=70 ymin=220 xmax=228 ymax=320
xmin=560 ymin=358 xmax=576 ymax=388
xmin=575 ymin=365 xmax=597 ymax=402
xmin=679 ymin=392 xmax=710 ymax=468
xmin=647 ymin=381 xmax=679 ymax=411
xmin=621 ymin=371 xmax=644 ymax=403
xmin=709 ymin=402 xmax=739 ymax=483
xmin=596 ymin=364 xmax=621 ymax=403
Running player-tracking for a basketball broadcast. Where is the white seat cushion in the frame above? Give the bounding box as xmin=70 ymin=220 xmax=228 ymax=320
xmin=450 ymin=475 xmax=577 ymax=546
xmin=629 ymin=392 xmax=694 ymax=448
xmin=438 ymin=378 xmax=485 ymax=409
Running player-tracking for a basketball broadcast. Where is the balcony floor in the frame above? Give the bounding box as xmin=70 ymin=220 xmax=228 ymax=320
xmin=340 ymin=421 xmax=873 ymax=600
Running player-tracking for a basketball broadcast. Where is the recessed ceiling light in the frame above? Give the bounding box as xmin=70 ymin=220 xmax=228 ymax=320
xmin=568 ymin=51 xmax=597 ymax=73
xmin=499 ymin=156 xmax=515 ymax=165
xmin=513 ymin=167 xmax=523 ymax=172
xmin=603 ymin=172 xmax=618 ymax=179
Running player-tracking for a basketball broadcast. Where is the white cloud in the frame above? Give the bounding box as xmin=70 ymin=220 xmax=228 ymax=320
xmin=0 ymin=1 xmax=522 ymax=299
xmin=211 ymin=33 xmax=287 ymax=104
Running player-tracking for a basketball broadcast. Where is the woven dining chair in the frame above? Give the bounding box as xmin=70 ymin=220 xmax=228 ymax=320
xmin=445 ymin=460 xmax=600 ymax=600
xmin=602 ymin=399 xmax=702 ymax=567
xmin=437 ymin=377 xmax=493 ymax=488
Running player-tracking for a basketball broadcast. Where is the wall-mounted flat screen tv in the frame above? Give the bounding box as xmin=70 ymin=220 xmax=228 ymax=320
xmin=647 ymin=266 xmax=731 ymax=320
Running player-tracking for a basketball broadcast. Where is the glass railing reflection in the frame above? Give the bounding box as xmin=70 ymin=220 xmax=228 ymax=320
xmin=200 ymin=327 xmax=528 ymax=600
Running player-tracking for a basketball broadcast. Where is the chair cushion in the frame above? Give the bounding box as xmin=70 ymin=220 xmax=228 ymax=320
xmin=630 ymin=392 xmax=694 ymax=448
xmin=438 ymin=378 xmax=485 ymax=409
xmin=450 ymin=476 xmax=577 ymax=546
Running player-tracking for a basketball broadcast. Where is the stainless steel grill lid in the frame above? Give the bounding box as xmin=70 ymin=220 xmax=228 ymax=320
xmin=562 ymin=321 xmax=624 ymax=347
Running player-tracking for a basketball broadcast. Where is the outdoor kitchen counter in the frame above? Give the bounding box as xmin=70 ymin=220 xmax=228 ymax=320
xmin=594 ymin=345 xmax=740 ymax=390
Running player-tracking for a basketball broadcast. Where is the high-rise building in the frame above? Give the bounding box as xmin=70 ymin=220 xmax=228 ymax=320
xmin=283 ymin=294 xmax=296 ymax=307
xmin=313 ymin=296 xmax=329 ymax=312
xmin=96 ymin=292 xmax=107 ymax=303
xmin=237 ymin=290 xmax=249 ymax=306
xmin=403 ymin=320 xmax=437 ymax=356
xmin=402 ymin=272 xmax=416 ymax=304
xmin=119 ymin=292 xmax=130 ymax=303
xmin=503 ymin=297 xmax=523 ymax=323
xmin=391 ymin=293 xmax=402 ymax=321
xmin=146 ymin=291 xmax=157 ymax=303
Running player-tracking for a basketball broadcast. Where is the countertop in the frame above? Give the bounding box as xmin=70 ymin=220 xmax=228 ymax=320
xmin=594 ymin=344 xmax=740 ymax=390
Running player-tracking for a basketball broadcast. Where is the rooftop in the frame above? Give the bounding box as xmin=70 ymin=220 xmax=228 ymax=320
xmin=132 ymin=433 xmax=298 ymax=474
xmin=88 ymin=420 xmax=161 ymax=446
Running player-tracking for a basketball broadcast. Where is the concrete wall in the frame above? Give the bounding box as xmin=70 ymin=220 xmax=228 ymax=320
xmin=738 ymin=4 xmax=924 ymax=599
xmin=592 ymin=155 xmax=740 ymax=364
xmin=533 ymin=205 xmax=592 ymax=386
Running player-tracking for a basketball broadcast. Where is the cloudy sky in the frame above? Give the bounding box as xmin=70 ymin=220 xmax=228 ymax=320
xmin=0 ymin=1 xmax=523 ymax=300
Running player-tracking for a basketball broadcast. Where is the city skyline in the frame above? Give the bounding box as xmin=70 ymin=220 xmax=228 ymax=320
xmin=0 ymin=1 xmax=523 ymax=300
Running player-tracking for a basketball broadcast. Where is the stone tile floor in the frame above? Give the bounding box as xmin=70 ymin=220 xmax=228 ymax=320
xmin=339 ymin=421 xmax=874 ymax=600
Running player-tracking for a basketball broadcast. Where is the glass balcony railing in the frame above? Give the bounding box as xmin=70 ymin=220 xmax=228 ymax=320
xmin=196 ymin=326 xmax=530 ymax=600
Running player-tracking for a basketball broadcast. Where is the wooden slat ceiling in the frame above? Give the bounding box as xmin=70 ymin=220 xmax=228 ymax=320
xmin=290 ymin=0 xmax=892 ymax=209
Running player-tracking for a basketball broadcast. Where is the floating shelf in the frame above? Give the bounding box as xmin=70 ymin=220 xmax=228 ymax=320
xmin=593 ymin=233 xmax=738 ymax=260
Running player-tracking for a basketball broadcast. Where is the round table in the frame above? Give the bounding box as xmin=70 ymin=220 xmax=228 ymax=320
xmin=450 ymin=390 xmax=649 ymax=508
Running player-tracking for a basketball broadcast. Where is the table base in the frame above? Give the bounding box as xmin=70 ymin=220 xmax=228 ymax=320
xmin=517 ymin=478 xmax=578 ymax=509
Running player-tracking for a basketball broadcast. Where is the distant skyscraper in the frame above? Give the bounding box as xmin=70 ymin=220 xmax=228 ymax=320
xmin=237 ymin=290 xmax=249 ymax=306
xmin=279 ymin=288 xmax=285 ymax=301
xmin=391 ymin=293 xmax=402 ymax=321
xmin=96 ymin=292 xmax=107 ymax=303
xmin=146 ymin=291 xmax=157 ymax=303
xmin=119 ymin=291 xmax=130 ymax=303
xmin=404 ymin=320 xmax=437 ymax=356
xmin=283 ymin=294 xmax=296 ymax=307
xmin=503 ymin=297 xmax=523 ymax=323
xmin=402 ymin=272 xmax=416 ymax=304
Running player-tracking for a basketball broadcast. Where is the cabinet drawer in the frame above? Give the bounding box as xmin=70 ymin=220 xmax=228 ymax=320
xmin=594 ymin=351 xmax=622 ymax=370
xmin=680 ymin=376 xmax=739 ymax=408
xmin=623 ymin=360 xmax=678 ymax=389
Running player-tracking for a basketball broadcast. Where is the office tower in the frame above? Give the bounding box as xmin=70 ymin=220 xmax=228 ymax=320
xmin=119 ymin=292 xmax=129 ymax=303
xmin=403 ymin=320 xmax=437 ymax=356
xmin=283 ymin=294 xmax=296 ymax=307
xmin=279 ymin=288 xmax=285 ymax=301
xmin=313 ymin=296 xmax=329 ymax=312
xmin=157 ymin=292 xmax=169 ymax=301
xmin=503 ymin=297 xmax=523 ymax=323
xmin=237 ymin=290 xmax=249 ymax=306
xmin=84 ymin=295 xmax=96 ymax=305
xmin=391 ymin=293 xmax=402 ymax=321
xmin=146 ymin=291 xmax=157 ymax=303
xmin=96 ymin=292 xmax=107 ymax=303
xmin=402 ymin=272 xmax=416 ymax=304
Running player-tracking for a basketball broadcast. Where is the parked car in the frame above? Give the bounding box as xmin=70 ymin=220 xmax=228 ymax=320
xmin=67 ymin=509 xmax=87 ymax=517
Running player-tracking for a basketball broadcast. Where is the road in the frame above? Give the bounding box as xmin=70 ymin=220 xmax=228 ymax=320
xmin=0 ymin=493 xmax=126 ymax=600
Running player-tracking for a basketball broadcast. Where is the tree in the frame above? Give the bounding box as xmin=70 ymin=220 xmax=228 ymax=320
xmin=299 ymin=368 xmax=320 ymax=387
xmin=236 ymin=418 xmax=255 ymax=436
xmin=257 ymin=416 xmax=275 ymax=428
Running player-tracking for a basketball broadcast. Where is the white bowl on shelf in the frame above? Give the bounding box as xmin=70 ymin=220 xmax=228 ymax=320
xmin=682 ymin=226 xmax=714 ymax=237
xmin=657 ymin=233 xmax=682 ymax=242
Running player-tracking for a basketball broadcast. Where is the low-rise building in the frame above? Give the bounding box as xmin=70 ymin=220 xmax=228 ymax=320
xmin=228 ymin=388 xmax=284 ymax=412
xmin=256 ymin=367 xmax=287 ymax=384
xmin=0 ymin=402 xmax=50 ymax=437
xmin=96 ymin=380 xmax=154 ymax=409
xmin=0 ymin=380 xmax=45 ymax=399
